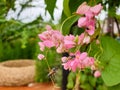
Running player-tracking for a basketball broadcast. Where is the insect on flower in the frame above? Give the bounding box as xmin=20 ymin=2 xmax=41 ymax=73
xmin=47 ymin=67 xmax=58 ymax=77
xmin=62 ymin=53 xmax=75 ymax=63
xmin=62 ymin=52 xmax=76 ymax=63
xmin=63 ymin=55 xmax=76 ymax=63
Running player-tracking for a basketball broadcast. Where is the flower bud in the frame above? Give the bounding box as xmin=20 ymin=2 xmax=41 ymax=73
xmin=94 ymin=70 xmax=101 ymax=78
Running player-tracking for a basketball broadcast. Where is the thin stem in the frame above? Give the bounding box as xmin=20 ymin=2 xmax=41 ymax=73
xmin=50 ymin=76 xmax=55 ymax=86
xmin=44 ymin=50 xmax=55 ymax=86
xmin=114 ymin=17 xmax=120 ymax=37
xmin=73 ymin=71 xmax=80 ymax=90
xmin=88 ymin=44 xmax=91 ymax=54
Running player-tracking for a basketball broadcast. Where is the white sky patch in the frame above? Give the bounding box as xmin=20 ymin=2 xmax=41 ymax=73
xmin=97 ymin=10 xmax=108 ymax=21
xmin=6 ymin=0 xmax=63 ymax=24
xmin=116 ymin=6 xmax=120 ymax=15
xmin=53 ymin=0 xmax=63 ymax=24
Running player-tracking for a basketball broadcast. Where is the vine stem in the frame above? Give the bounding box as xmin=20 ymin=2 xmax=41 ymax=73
xmin=73 ymin=71 xmax=80 ymax=90
xmin=44 ymin=50 xmax=55 ymax=87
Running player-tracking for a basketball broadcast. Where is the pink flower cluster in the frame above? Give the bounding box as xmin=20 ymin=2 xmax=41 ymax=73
xmin=62 ymin=51 xmax=94 ymax=72
xmin=38 ymin=25 xmax=91 ymax=53
xmin=76 ymin=2 xmax=102 ymax=36
xmin=38 ymin=25 xmax=64 ymax=51
xmin=38 ymin=2 xmax=102 ymax=78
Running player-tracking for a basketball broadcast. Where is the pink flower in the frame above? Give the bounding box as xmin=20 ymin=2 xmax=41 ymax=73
xmin=78 ymin=33 xmax=85 ymax=45
xmin=46 ymin=25 xmax=52 ymax=31
xmin=76 ymin=2 xmax=90 ymax=15
xmin=38 ymin=25 xmax=64 ymax=49
xmin=76 ymin=2 xmax=102 ymax=16
xmin=61 ymin=57 xmax=67 ymax=62
xmin=52 ymin=31 xmax=64 ymax=47
xmin=43 ymin=40 xmax=55 ymax=48
xmin=90 ymin=4 xmax=103 ymax=15
xmin=70 ymin=60 xmax=78 ymax=72
xmin=78 ymin=17 xmax=88 ymax=27
xmin=96 ymin=39 xmax=100 ymax=44
xmin=85 ymin=11 xmax=94 ymax=19
xmin=38 ymin=32 xmax=48 ymax=41
xmin=38 ymin=54 xmax=45 ymax=60
xmin=64 ymin=35 xmax=75 ymax=49
xmin=86 ymin=25 xmax=95 ymax=35
xmin=38 ymin=42 xmax=45 ymax=51
xmin=83 ymin=35 xmax=90 ymax=44
xmin=91 ymin=65 xmax=96 ymax=70
xmin=62 ymin=51 xmax=95 ymax=72
xmin=56 ymin=44 xmax=64 ymax=53
xmin=79 ymin=52 xmax=88 ymax=60
xmin=76 ymin=3 xmax=102 ymax=37
xmin=82 ymin=57 xmax=94 ymax=68
xmin=94 ymin=70 xmax=101 ymax=78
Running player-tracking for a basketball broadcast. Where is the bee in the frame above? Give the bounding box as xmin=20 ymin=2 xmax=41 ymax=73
xmin=47 ymin=67 xmax=58 ymax=77
xmin=68 ymin=55 xmax=75 ymax=60
xmin=62 ymin=52 xmax=69 ymax=57
xmin=62 ymin=52 xmax=76 ymax=63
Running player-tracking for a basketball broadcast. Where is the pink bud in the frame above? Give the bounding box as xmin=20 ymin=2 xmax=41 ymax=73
xmin=83 ymin=36 xmax=90 ymax=44
xmin=96 ymin=39 xmax=100 ymax=44
xmin=38 ymin=54 xmax=45 ymax=60
xmin=56 ymin=44 xmax=64 ymax=53
xmin=46 ymin=25 xmax=52 ymax=31
xmin=91 ymin=65 xmax=96 ymax=70
xmin=94 ymin=70 xmax=101 ymax=78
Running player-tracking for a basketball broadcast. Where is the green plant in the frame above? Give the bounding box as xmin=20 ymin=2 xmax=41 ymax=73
xmin=37 ymin=1 xmax=120 ymax=90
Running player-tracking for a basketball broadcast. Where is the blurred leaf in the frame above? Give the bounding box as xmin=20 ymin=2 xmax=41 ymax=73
xmin=0 ymin=19 xmax=6 ymax=23
xmin=60 ymin=11 xmax=68 ymax=23
xmin=80 ymin=83 xmax=93 ymax=90
xmin=6 ymin=0 xmax=15 ymax=10
xmin=63 ymin=0 xmax=71 ymax=17
xmin=72 ymin=26 xmax=84 ymax=35
xmin=108 ymin=83 xmax=120 ymax=90
xmin=61 ymin=14 xmax=80 ymax=35
xmin=100 ymin=36 xmax=120 ymax=86
xmin=45 ymin=0 xmax=56 ymax=19
xmin=67 ymin=72 xmax=76 ymax=89
xmin=88 ymin=75 xmax=97 ymax=87
xmin=97 ymin=85 xmax=108 ymax=90
xmin=80 ymin=72 xmax=87 ymax=84
xmin=69 ymin=0 xmax=88 ymax=13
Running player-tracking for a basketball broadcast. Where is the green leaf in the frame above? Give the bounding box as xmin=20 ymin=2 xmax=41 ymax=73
xmin=67 ymin=72 xmax=76 ymax=89
xmin=108 ymin=83 xmax=120 ymax=90
xmin=80 ymin=83 xmax=93 ymax=90
xmin=0 ymin=19 xmax=6 ymax=23
xmin=45 ymin=0 xmax=56 ymax=19
xmin=88 ymin=75 xmax=97 ymax=87
xmin=63 ymin=0 xmax=71 ymax=17
xmin=100 ymin=36 xmax=120 ymax=86
xmin=60 ymin=14 xmax=80 ymax=35
xmin=69 ymin=0 xmax=86 ymax=13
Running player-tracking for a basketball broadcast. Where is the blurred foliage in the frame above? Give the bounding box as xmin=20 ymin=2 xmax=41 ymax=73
xmin=0 ymin=18 xmax=42 ymax=61
xmin=35 ymin=47 xmax=61 ymax=83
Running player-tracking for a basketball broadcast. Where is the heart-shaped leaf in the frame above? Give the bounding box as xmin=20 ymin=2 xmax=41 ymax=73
xmin=100 ymin=36 xmax=120 ymax=86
